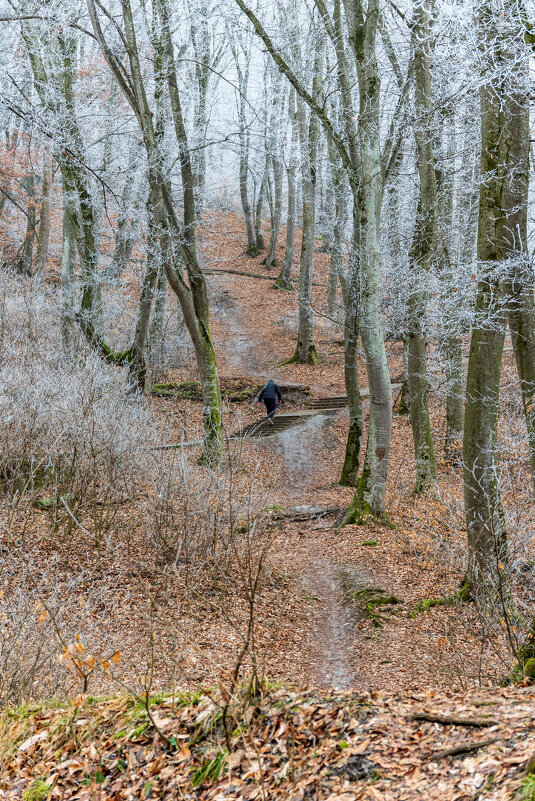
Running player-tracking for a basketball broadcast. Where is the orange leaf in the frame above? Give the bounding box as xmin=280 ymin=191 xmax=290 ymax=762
xmin=111 ymin=651 xmax=122 ymax=666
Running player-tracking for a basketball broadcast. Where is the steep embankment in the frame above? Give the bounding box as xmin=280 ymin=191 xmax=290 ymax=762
xmin=2 ymin=684 xmax=534 ymax=800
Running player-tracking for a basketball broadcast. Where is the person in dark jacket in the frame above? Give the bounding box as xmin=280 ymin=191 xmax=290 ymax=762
xmin=257 ymin=379 xmax=282 ymax=422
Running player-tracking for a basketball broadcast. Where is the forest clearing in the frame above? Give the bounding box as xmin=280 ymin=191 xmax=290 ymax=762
xmin=1 ymin=0 xmax=535 ymax=797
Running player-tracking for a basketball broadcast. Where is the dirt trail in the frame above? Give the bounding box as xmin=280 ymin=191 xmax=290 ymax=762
xmin=206 ymin=269 xmax=362 ymax=690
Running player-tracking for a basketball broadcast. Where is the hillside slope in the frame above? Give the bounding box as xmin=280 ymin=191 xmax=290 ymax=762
xmin=2 ymin=683 xmax=535 ymax=800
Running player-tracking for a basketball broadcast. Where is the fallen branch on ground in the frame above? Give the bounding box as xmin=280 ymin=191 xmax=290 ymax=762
xmin=413 ymin=712 xmax=498 ymax=727
xmin=431 ymin=737 xmax=502 ymax=760
xmin=204 ymin=267 xmax=327 ymax=287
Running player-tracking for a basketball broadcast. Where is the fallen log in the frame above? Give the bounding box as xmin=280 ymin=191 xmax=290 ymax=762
xmin=413 ymin=712 xmax=498 ymax=728
xmin=270 ymin=506 xmax=343 ymax=522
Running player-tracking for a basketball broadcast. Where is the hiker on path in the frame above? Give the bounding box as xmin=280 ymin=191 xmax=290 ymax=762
xmin=257 ymin=379 xmax=282 ymax=422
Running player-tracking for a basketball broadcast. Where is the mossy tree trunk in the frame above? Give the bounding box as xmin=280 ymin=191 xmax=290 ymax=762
xmin=343 ymin=0 xmax=391 ymax=520
xmin=87 ymin=0 xmax=223 ymax=466
xmin=129 ymin=187 xmax=161 ymax=392
xmin=24 ymin=25 xmax=103 ymax=339
xmin=406 ymin=0 xmax=437 ymax=493
xmin=463 ymin=2 xmax=512 ymax=602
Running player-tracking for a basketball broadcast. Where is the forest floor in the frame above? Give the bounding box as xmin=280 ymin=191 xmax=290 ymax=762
xmin=195 ymin=209 xmax=525 ymax=694
xmin=3 ymin=209 xmax=535 ymax=799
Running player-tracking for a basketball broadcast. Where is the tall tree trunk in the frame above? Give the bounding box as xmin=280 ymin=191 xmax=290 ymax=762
xmin=406 ymin=0 xmax=437 ymax=493
xmin=232 ymin=38 xmax=256 ymax=255
xmin=438 ymin=117 xmax=464 ymax=459
xmin=342 ymin=0 xmax=391 ymax=521
xmin=35 ymin=143 xmax=53 ymax=281
xmin=291 ymin=41 xmax=323 ymax=365
xmin=265 ymin=70 xmax=284 ymax=269
xmin=276 ymin=89 xmax=298 ymax=289
xmin=500 ymin=22 xmax=535 ymax=490
xmin=265 ymin=152 xmax=283 ymax=268
xmin=463 ymin=1 xmax=513 ymax=602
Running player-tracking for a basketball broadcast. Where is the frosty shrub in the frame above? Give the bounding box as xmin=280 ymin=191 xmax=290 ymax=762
xmin=0 ymin=275 xmax=156 ymax=544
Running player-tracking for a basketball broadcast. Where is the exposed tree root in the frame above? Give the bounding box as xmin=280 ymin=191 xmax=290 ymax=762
xmin=345 ymin=586 xmax=403 ymax=629
xmin=408 ymin=583 xmax=472 ymax=619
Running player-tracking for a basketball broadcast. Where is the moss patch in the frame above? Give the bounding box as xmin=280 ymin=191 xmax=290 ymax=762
xmin=23 ymin=779 xmax=51 ymax=801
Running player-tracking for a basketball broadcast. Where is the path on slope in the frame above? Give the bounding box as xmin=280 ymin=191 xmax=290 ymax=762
xmin=206 ymin=267 xmax=363 ymax=690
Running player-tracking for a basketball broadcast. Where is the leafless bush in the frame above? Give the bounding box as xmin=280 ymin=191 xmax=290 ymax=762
xmin=0 ymin=277 xmax=156 ymax=547
xmin=0 ymin=551 xmax=130 ymax=706
xmin=147 ymin=433 xmax=269 ymax=576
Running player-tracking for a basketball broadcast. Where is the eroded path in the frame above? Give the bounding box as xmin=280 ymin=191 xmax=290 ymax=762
xmin=205 ymin=262 xmax=362 ymax=688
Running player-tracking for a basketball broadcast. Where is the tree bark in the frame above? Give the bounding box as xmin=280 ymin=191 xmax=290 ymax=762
xmin=60 ymin=196 xmax=77 ymax=356
xmin=276 ymin=89 xmax=298 ymax=289
xmin=463 ymin=2 xmax=512 ymax=602
xmin=86 ymin=0 xmax=223 ymax=464
xmin=500 ymin=21 xmax=535 ymax=491
xmin=342 ymin=0 xmax=391 ymax=520
xmin=35 ymin=143 xmax=53 ymax=282
xmin=16 ymin=172 xmax=36 ymax=276
xmin=291 ymin=40 xmax=323 ymax=365
xmin=340 ymin=214 xmax=363 ymax=486
xmin=406 ymin=0 xmax=437 ymax=493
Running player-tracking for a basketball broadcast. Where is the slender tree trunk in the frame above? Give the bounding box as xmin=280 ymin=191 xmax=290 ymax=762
xmin=35 ymin=143 xmax=53 ymax=281
xmin=109 ymin=139 xmax=145 ymax=280
xmin=291 ymin=43 xmax=323 ymax=365
xmin=240 ymin=145 xmax=256 ymax=255
xmin=438 ymin=119 xmax=464 ymax=458
xmin=265 ymin=152 xmax=283 ymax=268
xmin=17 ymin=172 xmax=36 ymax=276
xmin=276 ymin=89 xmax=298 ymax=289
xmin=340 ymin=216 xmax=363 ymax=486
xmin=254 ymin=164 xmax=267 ymax=252
xmin=326 ymin=131 xmax=346 ymax=315
xmin=406 ymin=0 xmax=437 ymax=493
xmin=128 ymin=187 xmax=161 ymax=391
xmin=60 ymin=197 xmax=77 ymax=355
